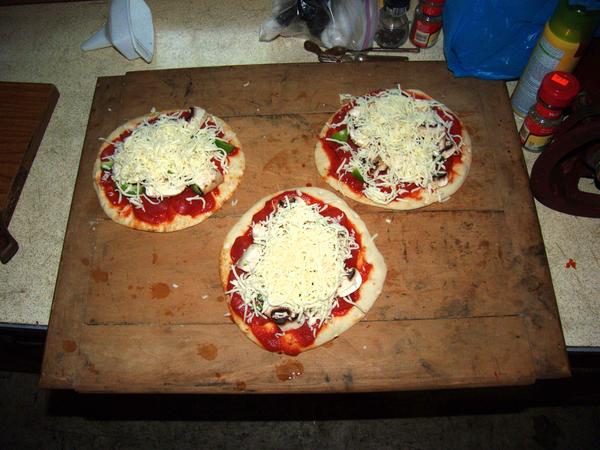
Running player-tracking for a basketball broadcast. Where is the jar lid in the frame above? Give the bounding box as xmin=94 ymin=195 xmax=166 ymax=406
xmin=538 ymin=71 xmax=580 ymax=108
xmin=422 ymin=0 xmax=445 ymax=16
xmin=385 ymin=0 xmax=410 ymax=9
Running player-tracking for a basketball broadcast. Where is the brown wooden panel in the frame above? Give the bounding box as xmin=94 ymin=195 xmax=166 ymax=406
xmin=475 ymin=85 xmax=569 ymax=379
xmin=74 ymin=316 xmax=535 ymax=393
xmin=122 ymin=62 xmax=488 ymax=118
xmin=84 ymin=209 xmax=516 ymax=325
xmin=41 ymin=63 xmax=569 ymax=393
xmin=0 ymin=82 xmax=58 ymax=219
xmin=41 ymin=76 xmax=124 ymax=389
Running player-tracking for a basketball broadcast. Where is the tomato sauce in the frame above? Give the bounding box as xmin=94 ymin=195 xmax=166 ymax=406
xmin=226 ymin=190 xmax=373 ymax=355
xmin=98 ymin=111 xmax=234 ymax=224
xmin=321 ymin=89 xmax=464 ymax=199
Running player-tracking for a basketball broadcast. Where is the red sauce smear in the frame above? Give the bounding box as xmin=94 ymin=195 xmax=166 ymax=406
xmin=320 ymin=89 xmax=464 ymax=198
xmin=98 ymin=111 xmax=237 ymax=225
xmin=227 ymin=190 xmax=373 ymax=355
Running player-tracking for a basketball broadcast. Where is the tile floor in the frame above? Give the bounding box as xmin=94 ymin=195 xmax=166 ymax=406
xmin=1 ymin=370 xmax=599 ymax=449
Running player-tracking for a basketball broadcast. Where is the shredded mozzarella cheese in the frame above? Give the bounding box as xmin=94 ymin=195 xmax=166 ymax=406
xmin=104 ymin=111 xmax=229 ymax=208
xmin=228 ymin=196 xmax=358 ymax=330
xmin=337 ymin=87 xmax=461 ymax=204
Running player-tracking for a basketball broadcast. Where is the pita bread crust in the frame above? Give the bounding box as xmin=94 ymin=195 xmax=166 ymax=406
xmin=314 ymin=89 xmax=472 ymax=210
xmin=220 ymin=187 xmax=387 ymax=354
xmin=93 ymin=110 xmax=245 ymax=232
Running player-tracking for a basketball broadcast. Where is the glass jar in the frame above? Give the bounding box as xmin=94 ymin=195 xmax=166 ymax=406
xmin=410 ymin=0 xmax=444 ymax=48
xmin=375 ymin=0 xmax=410 ymax=48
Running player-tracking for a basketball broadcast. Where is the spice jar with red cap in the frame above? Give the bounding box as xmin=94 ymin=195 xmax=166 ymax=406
xmin=519 ymin=71 xmax=580 ymax=153
xmin=409 ymin=0 xmax=445 ymax=48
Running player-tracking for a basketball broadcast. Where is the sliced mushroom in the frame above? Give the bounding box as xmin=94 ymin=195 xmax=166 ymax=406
xmin=262 ymin=306 xmax=307 ymax=331
xmin=236 ymin=244 xmax=262 ymax=272
xmin=434 ymin=175 xmax=449 ymax=188
xmin=441 ymin=139 xmax=456 ymax=159
xmin=438 ymin=136 xmax=452 ymax=150
xmin=336 ymin=268 xmax=363 ymax=298
xmin=278 ymin=196 xmax=298 ymax=208
xmin=442 ymin=149 xmax=456 ymax=160
xmin=270 ymin=308 xmax=294 ymax=325
xmin=278 ymin=318 xmax=306 ymax=331
xmin=251 ymin=223 xmax=267 ymax=241
xmin=189 ymin=106 xmax=207 ymax=128
xmin=373 ymin=155 xmax=388 ymax=172
xmin=263 ymin=306 xmax=297 ymax=325
xmin=145 ymin=182 xmax=186 ymax=198
xmin=195 ymin=170 xmax=224 ymax=195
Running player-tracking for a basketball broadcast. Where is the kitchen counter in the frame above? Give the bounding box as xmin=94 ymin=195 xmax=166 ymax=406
xmin=0 ymin=0 xmax=598 ymax=348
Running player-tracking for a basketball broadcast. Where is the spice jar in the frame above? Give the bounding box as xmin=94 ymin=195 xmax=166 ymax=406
xmin=375 ymin=0 xmax=410 ymax=49
xmin=519 ymin=71 xmax=580 ymax=152
xmin=409 ymin=0 xmax=445 ymax=48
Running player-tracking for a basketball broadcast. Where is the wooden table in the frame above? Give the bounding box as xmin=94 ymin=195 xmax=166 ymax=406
xmin=40 ymin=62 xmax=569 ymax=393
xmin=0 ymin=82 xmax=59 ymax=263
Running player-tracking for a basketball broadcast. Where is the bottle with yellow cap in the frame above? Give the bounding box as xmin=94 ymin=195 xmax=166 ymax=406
xmin=511 ymin=0 xmax=598 ymax=117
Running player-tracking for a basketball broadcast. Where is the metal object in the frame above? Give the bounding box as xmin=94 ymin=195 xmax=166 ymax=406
xmin=327 ymin=45 xmax=420 ymax=55
xmin=305 ymin=40 xmax=350 ymax=62
xmin=304 ymin=40 xmax=326 ymax=58
xmin=305 ymin=40 xmax=415 ymax=63
xmin=354 ymin=54 xmax=409 ymax=62
xmin=317 ymin=53 xmax=408 ymax=63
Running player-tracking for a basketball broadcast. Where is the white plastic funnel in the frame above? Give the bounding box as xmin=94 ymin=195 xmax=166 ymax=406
xmin=81 ymin=0 xmax=154 ymax=63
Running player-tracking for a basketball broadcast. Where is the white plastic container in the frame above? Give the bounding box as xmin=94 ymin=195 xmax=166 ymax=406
xmin=81 ymin=0 xmax=154 ymax=63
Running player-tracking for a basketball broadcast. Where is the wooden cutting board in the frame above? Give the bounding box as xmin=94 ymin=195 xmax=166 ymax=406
xmin=0 ymin=82 xmax=59 ymax=263
xmin=40 ymin=63 xmax=569 ymax=393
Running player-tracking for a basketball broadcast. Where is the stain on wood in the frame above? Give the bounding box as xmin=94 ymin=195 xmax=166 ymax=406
xmin=86 ymin=363 xmax=100 ymax=375
xmin=197 ymin=343 xmax=218 ymax=361
xmin=275 ymin=359 xmax=304 ymax=381
xmin=151 ymin=282 xmax=170 ymax=299
xmin=234 ymin=381 xmax=247 ymax=391
xmin=343 ymin=371 xmax=353 ymax=390
xmin=62 ymin=340 xmax=77 ymax=353
xmin=90 ymin=268 xmax=108 ymax=283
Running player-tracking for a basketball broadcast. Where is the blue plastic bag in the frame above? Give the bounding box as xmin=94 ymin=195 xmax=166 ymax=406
xmin=443 ymin=0 xmax=558 ymax=80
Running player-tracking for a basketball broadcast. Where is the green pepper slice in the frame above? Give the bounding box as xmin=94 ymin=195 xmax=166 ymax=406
xmin=215 ymin=139 xmax=235 ymax=154
xmin=331 ymin=128 xmax=349 ymax=142
xmin=120 ymin=183 xmax=144 ymax=196
xmin=351 ymin=168 xmax=364 ymax=182
xmin=101 ymin=160 xmax=114 ymax=171
xmin=190 ymin=184 xmax=203 ymax=195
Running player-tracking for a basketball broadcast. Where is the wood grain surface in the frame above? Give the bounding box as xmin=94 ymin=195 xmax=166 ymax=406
xmin=0 ymin=82 xmax=58 ymax=220
xmin=0 ymin=82 xmax=59 ymax=262
xmin=40 ymin=63 xmax=569 ymax=393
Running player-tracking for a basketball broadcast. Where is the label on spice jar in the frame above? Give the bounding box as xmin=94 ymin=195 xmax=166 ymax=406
xmin=411 ymin=21 xmax=442 ymax=48
xmin=519 ymin=121 xmax=553 ymax=152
